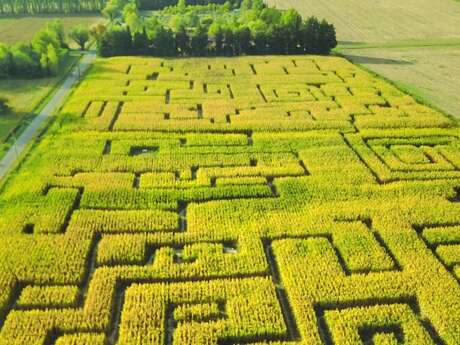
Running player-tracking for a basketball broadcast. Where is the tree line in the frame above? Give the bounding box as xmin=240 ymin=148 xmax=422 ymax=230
xmin=0 ymin=0 xmax=105 ymax=13
xmin=138 ymin=0 xmax=241 ymax=10
xmin=0 ymin=0 xmax=240 ymax=14
xmin=98 ymin=0 xmax=337 ymax=57
xmin=0 ymin=20 xmax=67 ymax=78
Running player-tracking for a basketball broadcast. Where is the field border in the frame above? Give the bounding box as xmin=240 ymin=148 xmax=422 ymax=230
xmin=334 ymin=51 xmax=460 ymax=125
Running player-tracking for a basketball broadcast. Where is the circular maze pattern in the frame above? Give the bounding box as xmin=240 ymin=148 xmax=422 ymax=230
xmin=0 ymin=56 xmax=459 ymax=345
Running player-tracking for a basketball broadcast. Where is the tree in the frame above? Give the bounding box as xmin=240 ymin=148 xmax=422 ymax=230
xmin=46 ymin=20 xmax=66 ymax=48
xmin=132 ymin=28 xmax=150 ymax=55
xmin=90 ymin=23 xmax=107 ymax=42
xmin=32 ymin=27 xmax=60 ymax=56
xmin=208 ymin=22 xmax=224 ymax=54
xmin=248 ymin=19 xmax=268 ymax=54
xmin=91 ymin=0 xmax=337 ymax=58
xmin=47 ymin=44 xmax=59 ymax=75
xmin=177 ymin=0 xmax=186 ymax=12
xmin=102 ymin=0 xmax=121 ymax=22
xmin=301 ymin=16 xmax=322 ymax=54
xmin=0 ymin=44 xmax=13 ymax=78
xmin=266 ymin=24 xmax=286 ymax=54
xmin=235 ymin=26 xmax=251 ymax=55
xmin=174 ymin=25 xmax=190 ymax=56
xmin=251 ymin=0 xmax=264 ymax=11
xmin=240 ymin=0 xmax=251 ymax=11
xmin=11 ymin=44 xmax=41 ymax=78
xmin=222 ymin=27 xmax=235 ymax=56
xmin=69 ymin=25 xmax=90 ymax=50
xmin=98 ymin=26 xmax=132 ymax=57
xmin=123 ymin=2 xmax=142 ymax=33
xmin=317 ymin=19 xmax=337 ymax=54
xmin=281 ymin=9 xmax=302 ymax=53
xmin=190 ymin=25 xmax=209 ymax=56
xmin=151 ymin=26 xmax=176 ymax=56
xmin=0 ymin=96 xmax=10 ymax=115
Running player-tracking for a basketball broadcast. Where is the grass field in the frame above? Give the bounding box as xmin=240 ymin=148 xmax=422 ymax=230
xmin=0 ymin=55 xmax=459 ymax=344
xmin=266 ymin=0 xmax=460 ymax=43
xmin=266 ymin=0 xmax=460 ymax=119
xmin=0 ymin=14 xmax=101 ymax=47
xmin=0 ymin=53 xmax=79 ymax=157
xmin=340 ymin=46 xmax=460 ymax=118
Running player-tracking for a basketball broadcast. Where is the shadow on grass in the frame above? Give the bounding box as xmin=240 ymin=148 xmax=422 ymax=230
xmin=0 ymin=111 xmax=35 ymax=143
xmin=343 ymin=54 xmax=413 ymax=65
xmin=337 ymin=40 xmax=367 ymax=46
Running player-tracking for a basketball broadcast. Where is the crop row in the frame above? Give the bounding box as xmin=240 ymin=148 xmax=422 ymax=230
xmin=0 ymin=56 xmax=459 ymax=344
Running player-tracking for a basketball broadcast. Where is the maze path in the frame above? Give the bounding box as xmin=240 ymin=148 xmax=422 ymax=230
xmin=345 ymin=131 xmax=460 ymax=183
xmin=0 ymin=56 xmax=459 ymax=345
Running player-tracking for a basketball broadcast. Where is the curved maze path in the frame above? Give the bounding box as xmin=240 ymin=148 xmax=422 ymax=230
xmin=0 ymin=56 xmax=459 ymax=345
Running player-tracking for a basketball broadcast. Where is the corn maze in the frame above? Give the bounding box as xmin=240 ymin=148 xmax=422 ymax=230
xmin=0 ymin=55 xmax=459 ymax=345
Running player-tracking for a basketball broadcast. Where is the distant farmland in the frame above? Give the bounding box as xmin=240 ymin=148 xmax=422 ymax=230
xmin=0 ymin=14 xmax=101 ymax=45
xmin=341 ymin=45 xmax=460 ymax=118
xmin=266 ymin=0 xmax=460 ymax=43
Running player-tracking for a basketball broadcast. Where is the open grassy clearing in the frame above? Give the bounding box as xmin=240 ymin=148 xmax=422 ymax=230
xmin=340 ymin=46 xmax=460 ymax=119
xmin=0 ymin=53 xmax=79 ymax=157
xmin=0 ymin=14 xmax=101 ymax=47
xmin=0 ymin=55 xmax=459 ymax=344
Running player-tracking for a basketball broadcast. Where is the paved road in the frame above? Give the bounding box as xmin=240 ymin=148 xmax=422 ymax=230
xmin=0 ymin=51 xmax=96 ymax=182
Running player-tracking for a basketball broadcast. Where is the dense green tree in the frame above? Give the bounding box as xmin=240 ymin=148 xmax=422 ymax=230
xmin=123 ymin=2 xmax=142 ymax=33
xmin=0 ymin=44 xmax=13 ymax=78
xmin=190 ymin=25 xmax=209 ymax=56
xmin=183 ymin=12 xmax=200 ymax=27
xmin=281 ymin=9 xmax=302 ymax=53
xmin=318 ymin=19 xmax=337 ymax=55
xmin=102 ymin=0 xmax=122 ymax=22
xmin=0 ymin=0 xmax=106 ymax=14
xmin=46 ymin=43 xmax=60 ymax=75
xmin=46 ymin=20 xmax=66 ymax=48
xmin=300 ymin=16 xmax=319 ymax=54
xmin=208 ymin=22 xmax=224 ymax=54
xmin=10 ymin=44 xmax=42 ymax=77
xmin=177 ymin=0 xmax=186 ymax=12
xmin=174 ymin=25 xmax=190 ymax=55
xmin=32 ymin=27 xmax=60 ymax=56
xmin=266 ymin=24 xmax=286 ymax=54
xmin=248 ymin=19 xmax=268 ymax=54
xmin=94 ymin=0 xmax=337 ymax=57
xmin=98 ymin=26 xmax=132 ymax=57
xmin=69 ymin=25 xmax=90 ymax=50
xmin=222 ymin=27 xmax=235 ymax=56
xmin=235 ymin=26 xmax=251 ymax=55
xmin=260 ymin=7 xmax=281 ymax=24
xmin=0 ymin=20 xmax=66 ymax=79
xmin=132 ymin=28 xmax=150 ymax=55
xmin=151 ymin=26 xmax=176 ymax=56
xmin=90 ymin=23 xmax=107 ymax=42
xmin=0 ymin=96 xmax=10 ymax=115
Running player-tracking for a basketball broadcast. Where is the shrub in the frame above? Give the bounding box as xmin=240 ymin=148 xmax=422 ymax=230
xmin=0 ymin=96 xmax=10 ymax=114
